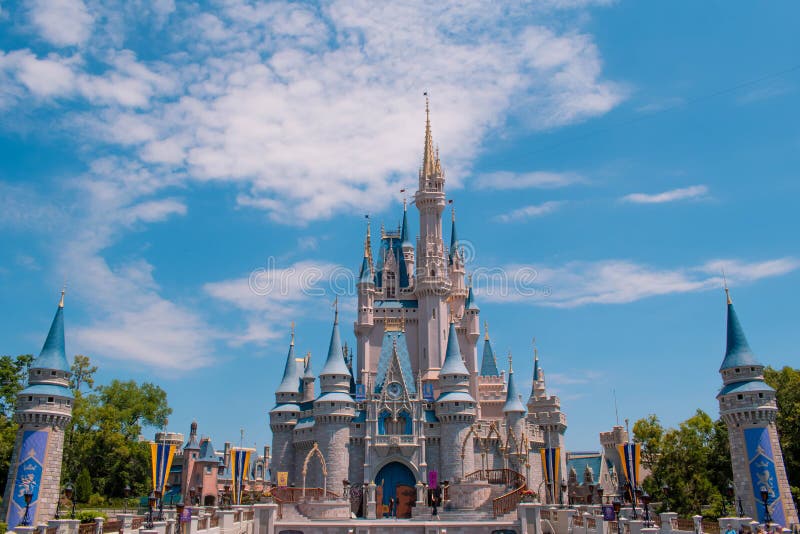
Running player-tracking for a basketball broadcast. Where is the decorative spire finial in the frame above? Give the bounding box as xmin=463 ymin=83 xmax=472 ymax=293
xmin=290 ymin=321 xmax=295 ymax=346
xmin=333 ymin=296 xmax=339 ymax=324
xmin=59 ymin=283 xmax=66 ymax=308
xmin=722 ymin=269 xmax=732 ymax=305
xmin=508 ymin=350 xmax=513 ymax=373
xmin=484 ymin=320 xmax=489 ymax=341
xmin=451 ymin=205 xmax=456 ymax=222
xmin=422 ymin=92 xmax=435 ymax=178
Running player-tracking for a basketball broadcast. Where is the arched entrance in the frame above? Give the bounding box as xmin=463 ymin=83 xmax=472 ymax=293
xmin=374 ymin=462 xmax=416 ymax=518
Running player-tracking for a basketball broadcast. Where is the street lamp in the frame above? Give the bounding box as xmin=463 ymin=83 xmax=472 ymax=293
xmin=561 ymin=480 xmax=567 ymax=507
xmin=123 ymin=485 xmax=131 ymax=514
xmin=154 ymin=488 xmax=163 ymax=521
xmin=64 ymin=483 xmax=76 ymax=519
xmin=641 ymin=491 xmax=652 ymax=527
xmin=632 ymin=485 xmax=641 ymax=520
xmin=146 ymin=493 xmax=157 ymax=529
xmin=613 ymin=498 xmax=623 ymax=534
xmin=662 ymin=484 xmax=670 ymax=513
xmin=760 ymin=487 xmax=771 ymax=530
xmin=20 ymin=489 xmax=33 ymax=526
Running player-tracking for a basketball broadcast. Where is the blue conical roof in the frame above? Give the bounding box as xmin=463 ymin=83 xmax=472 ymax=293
xmin=720 ymin=294 xmax=762 ymax=371
xmin=33 ymin=299 xmax=70 ymax=373
xmin=440 ymin=321 xmax=469 ymax=376
xmin=465 ymin=285 xmax=478 ymax=310
xmin=503 ymin=368 xmax=526 ymax=414
xmin=401 ymin=204 xmax=412 ymax=247
xmin=276 ymin=336 xmax=302 ymax=393
xmin=479 ymin=336 xmax=499 ymax=376
xmin=320 ymin=310 xmax=351 ymax=376
xmin=197 ymin=438 xmax=218 ymax=462
xmin=359 ymin=255 xmax=373 ymax=284
xmin=449 ymin=215 xmax=458 ymax=265
xmin=533 ymin=354 xmax=540 ymax=382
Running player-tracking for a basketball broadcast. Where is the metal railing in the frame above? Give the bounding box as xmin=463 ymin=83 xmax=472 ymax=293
xmin=463 ymin=468 xmax=526 ymax=488
xmin=272 ymin=487 xmax=339 ymax=502
xmin=78 ymin=523 xmax=95 ymax=534
xmin=676 ymin=518 xmax=696 ymax=531
xmin=102 ymin=520 xmax=122 ymax=532
xmin=493 ymin=484 xmax=526 ymax=517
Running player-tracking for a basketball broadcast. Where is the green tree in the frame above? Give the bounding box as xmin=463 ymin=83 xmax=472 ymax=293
xmin=75 ymin=467 xmax=92 ymax=503
xmin=764 ymin=366 xmax=800 ymax=501
xmin=62 ymin=359 xmax=171 ymax=499
xmin=69 ymin=355 xmax=97 ymax=392
xmin=0 ymin=354 xmax=34 ymax=496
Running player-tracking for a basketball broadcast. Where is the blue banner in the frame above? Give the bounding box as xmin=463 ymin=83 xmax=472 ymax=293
xmin=355 ymin=384 xmax=366 ymax=402
xmin=422 ymin=383 xmax=434 ymax=402
xmin=230 ymin=448 xmax=253 ymax=505
xmin=8 ymin=430 xmax=48 ymax=528
xmin=745 ymin=428 xmax=786 ymax=527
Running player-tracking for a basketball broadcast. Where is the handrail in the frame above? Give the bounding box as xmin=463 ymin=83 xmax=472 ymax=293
xmin=463 ymin=468 xmax=526 ymax=487
xmin=492 ymin=483 xmax=526 ymax=517
xmin=273 ymin=487 xmax=339 ymax=503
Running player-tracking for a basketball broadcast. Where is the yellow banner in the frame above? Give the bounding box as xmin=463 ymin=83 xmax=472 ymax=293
xmin=150 ymin=442 xmax=176 ymax=494
xmin=277 ymin=471 xmax=288 ymax=487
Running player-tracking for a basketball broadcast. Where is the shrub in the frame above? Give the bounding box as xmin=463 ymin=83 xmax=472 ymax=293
xmin=76 ymin=510 xmax=108 ymax=523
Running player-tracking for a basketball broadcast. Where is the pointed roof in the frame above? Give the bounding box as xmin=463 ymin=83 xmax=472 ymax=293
xmin=479 ymin=324 xmax=499 ymax=376
xmin=422 ymin=96 xmax=435 ymax=178
xmin=533 ymin=351 xmax=540 ymax=382
xmin=720 ymin=290 xmax=762 ymax=371
xmin=503 ymin=355 xmax=526 ymax=413
xmin=449 ymin=208 xmax=458 ymax=264
xmin=320 ymin=305 xmax=351 ymax=376
xmin=276 ymin=329 xmax=303 ymax=394
xmin=359 ymin=255 xmax=373 ymax=284
xmin=303 ymin=353 xmax=314 ymax=379
xmin=197 ymin=438 xmax=219 ymax=463
xmin=184 ymin=421 xmax=200 ymax=450
xmin=32 ymin=290 xmax=70 ymax=373
xmin=400 ymin=200 xmax=412 ymax=247
xmin=465 ymin=283 xmax=478 ymax=310
xmin=440 ymin=320 xmax=469 ymax=376
xmin=374 ymin=331 xmax=417 ymax=395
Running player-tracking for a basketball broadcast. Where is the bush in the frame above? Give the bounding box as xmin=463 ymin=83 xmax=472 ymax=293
xmin=0 ymin=521 xmax=7 ymax=533
xmin=75 ymin=468 xmax=92 ymax=503
xmin=88 ymin=493 xmax=107 ymax=507
xmin=76 ymin=510 xmax=107 ymax=524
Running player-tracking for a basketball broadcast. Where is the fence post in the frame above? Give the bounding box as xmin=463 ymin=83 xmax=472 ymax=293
xmin=94 ymin=517 xmax=105 ymax=534
xmin=693 ymin=515 xmax=703 ymax=534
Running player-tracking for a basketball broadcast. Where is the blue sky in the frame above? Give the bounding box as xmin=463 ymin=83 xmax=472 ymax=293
xmin=1 ymin=0 xmax=798 ymax=452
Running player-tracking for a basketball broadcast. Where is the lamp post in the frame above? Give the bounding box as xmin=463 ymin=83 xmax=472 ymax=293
xmin=561 ymin=480 xmax=567 ymax=507
xmin=724 ymin=482 xmax=734 ymax=518
xmin=613 ymin=498 xmax=623 ymax=534
xmin=146 ymin=493 xmax=157 ymax=529
xmin=760 ymin=487 xmax=771 ymax=530
xmin=631 ymin=484 xmax=640 ymax=520
xmin=641 ymin=491 xmax=652 ymax=527
xmin=55 ymin=485 xmax=64 ymax=519
xmin=123 ymin=485 xmax=131 ymax=514
xmin=64 ymin=483 xmax=76 ymax=519
xmin=189 ymin=487 xmax=197 ymax=506
xmin=662 ymin=484 xmax=670 ymax=513
xmin=20 ymin=489 xmax=33 ymax=526
xmin=224 ymin=485 xmax=231 ymax=509
xmin=154 ymin=488 xmax=163 ymax=521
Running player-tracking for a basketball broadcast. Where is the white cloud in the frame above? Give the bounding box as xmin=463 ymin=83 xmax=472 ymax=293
xmin=621 ymin=184 xmax=709 ymax=204
xmin=481 ymin=257 xmax=800 ymax=308
xmin=475 ymin=171 xmax=585 ymax=190
xmin=493 ymin=201 xmax=565 ymax=223
xmin=29 ymin=0 xmax=94 ymax=47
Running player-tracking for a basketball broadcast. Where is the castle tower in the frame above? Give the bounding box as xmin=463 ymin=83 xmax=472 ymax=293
xmin=400 ymin=200 xmax=415 ymax=287
xmin=503 ymin=353 xmax=528 ymax=475
xmin=716 ymin=290 xmax=798 ymax=526
xmin=3 ymin=291 xmax=73 ymax=527
xmin=435 ymin=319 xmax=476 ymax=482
xmin=182 ymin=421 xmax=201 ymax=499
xmin=269 ymin=329 xmax=303 ymax=485
xmin=313 ymin=306 xmax=354 ymax=493
xmin=414 ymin=97 xmax=450 ymax=375
xmin=526 ymin=347 xmax=567 ymax=503
xmin=355 ymin=222 xmax=375 ymax=385
xmin=302 ymin=353 xmax=315 ymax=403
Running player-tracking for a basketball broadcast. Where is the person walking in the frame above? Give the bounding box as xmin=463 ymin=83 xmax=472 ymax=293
xmin=431 ymin=493 xmax=439 ymax=520
xmin=389 ymin=497 xmax=395 ymax=519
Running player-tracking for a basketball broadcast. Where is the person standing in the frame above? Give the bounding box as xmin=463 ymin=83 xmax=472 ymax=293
xmin=389 ymin=498 xmax=395 ymax=519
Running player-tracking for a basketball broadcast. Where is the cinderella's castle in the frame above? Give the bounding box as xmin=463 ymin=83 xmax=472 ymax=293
xmin=268 ymin=101 xmax=569 ymax=517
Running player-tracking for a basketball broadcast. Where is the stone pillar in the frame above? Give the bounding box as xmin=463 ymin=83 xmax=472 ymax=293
xmin=628 ymin=520 xmax=644 ymax=534
xmin=217 ymin=510 xmax=235 ymax=534
xmin=15 ymin=526 xmax=37 ymax=534
xmin=366 ymin=482 xmax=376 ymax=519
xmin=660 ymin=513 xmax=678 ymax=533
xmin=519 ymin=503 xmax=543 ymax=534
xmin=416 ymin=482 xmax=424 ymax=506
xmin=94 ymin=517 xmax=104 ymax=534
xmin=693 ymin=515 xmax=703 ymax=533
xmin=251 ymin=504 xmax=277 ymax=534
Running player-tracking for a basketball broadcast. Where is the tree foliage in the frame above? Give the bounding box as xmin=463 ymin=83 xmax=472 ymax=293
xmin=634 ymin=410 xmax=731 ymax=518
xmin=75 ymin=467 xmax=92 ymax=503
xmin=0 ymin=354 xmax=34 ymax=496
xmin=764 ymin=366 xmax=800 ymax=501
xmin=62 ymin=356 xmax=172 ymax=498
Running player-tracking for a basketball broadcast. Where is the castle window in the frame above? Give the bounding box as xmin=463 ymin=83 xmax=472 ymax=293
xmin=758 ymin=393 xmax=764 ymax=398
xmin=454 ymin=402 xmax=459 ymax=406
xmin=28 ymin=396 xmax=32 ymax=402
xmin=36 ymin=370 xmax=41 ymax=375
xmin=47 ymin=397 xmax=54 ymax=403
xmin=737 ymin=394 xmax=743 ymax=400
xmin=751 ymin=367 xmax=755 ymax=371
xmin=51 ymin=371 xmax=57 ymax=376
xmin=735 ymin=368 xmax=740 ymax=373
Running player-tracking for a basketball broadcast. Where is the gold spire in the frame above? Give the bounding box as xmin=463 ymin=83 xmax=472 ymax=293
xmin=58 ymin=285 xmax=66 ymax=308
xmin=451 ymin=205 xmax=456 ymax=222
xmin=508 ymin=350 xmax=513 ymax=373
xmin=484 ymin=320 xmax=490 ymax=341
xmin=422 ymin=93 xmax=436 ymax=178
xmin=333 ymin=296 xmax=339 ymax=324
xmin=290 ymin=321 xmax=295 ymax=346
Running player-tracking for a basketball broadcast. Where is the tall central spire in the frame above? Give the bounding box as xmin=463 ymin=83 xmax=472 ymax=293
xmin=422 ymin=94 xmax=435 ymax=178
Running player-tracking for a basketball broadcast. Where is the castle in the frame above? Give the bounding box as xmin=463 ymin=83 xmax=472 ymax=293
xmin=267 ymin=101 xmax=572 ymax=517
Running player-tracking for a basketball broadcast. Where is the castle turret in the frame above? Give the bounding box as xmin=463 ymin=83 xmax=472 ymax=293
xmin=526 ymin=346 xmax=567 ymax=503
xmin=302 ymin=352 xmax=315 ymax=402
xmin=436 ymin=320 xmax=476 ymax=482
xmin=314 ymin=306 xmax=354 ymax=493
xmin=182 ymin=421 xmax=200 ymax=498
xmin=3 ymin=291 xmax=73 ymax=527
xmin=269 ymin=329 xmax=302 ymax=485
xmin=356 ymin=222 xmax=376 ymax=386
xmin=503 ymin=354 xmax=528 ymax=474
xmin=400 ymin=200 xmax=415 ymax=288
xmin=717 ymin=289 xmax=798 ymax=526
